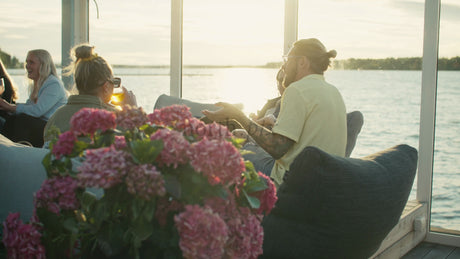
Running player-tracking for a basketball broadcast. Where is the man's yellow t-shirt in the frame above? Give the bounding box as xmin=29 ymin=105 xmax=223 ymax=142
xmin=270 ymin=74 xmax=347 ymax=186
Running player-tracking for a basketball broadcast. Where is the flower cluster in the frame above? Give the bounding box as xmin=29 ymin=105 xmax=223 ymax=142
xmin=2 ymin=213 xmax=45 ymax=259
xmin=34 ymin=176 xmax=80 ymax=215
xmin=2 ymin=104 xmax=277 ymax=258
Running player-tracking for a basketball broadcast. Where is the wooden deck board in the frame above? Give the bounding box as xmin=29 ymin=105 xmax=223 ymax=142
xmin=402 ymin=242 xmax=460 ymax=259
xmin=447 ymin=247 xmax=460 ymax=259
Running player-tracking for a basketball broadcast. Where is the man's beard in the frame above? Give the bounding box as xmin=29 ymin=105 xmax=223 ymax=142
xmin=282 ymin=65 xmax=297 ymax=88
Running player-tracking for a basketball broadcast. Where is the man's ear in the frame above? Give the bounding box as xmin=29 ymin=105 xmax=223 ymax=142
xmin=298 ymin=56 xmax=310 ymax=70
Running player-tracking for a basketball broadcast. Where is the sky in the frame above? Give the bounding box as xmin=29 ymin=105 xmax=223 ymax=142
xmin=0 ymin=0 xmax=459 ymax=66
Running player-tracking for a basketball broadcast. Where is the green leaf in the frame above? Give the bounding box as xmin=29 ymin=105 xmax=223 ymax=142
xmin=163 ymin=174 xmax=181 ymax=198
xmin=81 ymin=191 xmax=98 ymax=211
xmin=244 ymin=178 xmax=268 ymax=193
xmin=133 ymin=219 xmax=154 ymax=241
xmin=62 ymin=217 xmax=79 ymax=234
xmin=243 ymin=189 xmax=261 ymax=209
xmin=139 ymin=124 xmax=157 ymax=135
xmin=130 ymin=139 xmax=163 ymax=164
xmin=42 ymin=152 xmax=53 ymax=176
xmin=94 ymin=130 xmax=115 ymax=147
xmin=142 ymin=200 xmax=156 ymax=222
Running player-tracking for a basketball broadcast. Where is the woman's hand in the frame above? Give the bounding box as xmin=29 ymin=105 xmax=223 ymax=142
xmin=121 ymin=87 xmax=137 ymax=107
xmin=0 ymin=99 xmax=16 ymax=112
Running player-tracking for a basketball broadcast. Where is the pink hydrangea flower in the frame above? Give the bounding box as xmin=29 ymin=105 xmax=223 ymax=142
xmin=174 ymin=205 xmax=228 ymax=259
xmin=52 ymin=131 xmax=77 ymax=159
xmin=147 ymin=105 xmax=193 ymax=128
xmin=113 ymin=135 xmax=127 ymax=149
xmin=70 ymin=108 xmax=116 ymax=136
xmin=125 ymin=164 xmax=166 ymax=200
xmin=34 ymin=176 xmax=80 ymax=215
xmin=77 ymin=146 xmax=130 ymax=189
xmin=116 ymin=105 xmax=148 ymax=130
xmin=202 ymin=122 xmax=232 ymax=140
xmin=155 ymin=197 xmax=183 ymax=227
xmin=204 ymin=190 xmax=238 ymax=221
xmin=151 ymin=129 xmax=190 ymax=168
xmin=225 ymin=207 xmax=264 ymax=259
xmin=251 ymin=172 xmax=278 ymax=215
xmin=176 ymin=117 xmax=207 ymax=137
xmin=2 ymin=213 xmax=46 ymax=259
xmin=188 ymin=138 xmax=245 ymax=186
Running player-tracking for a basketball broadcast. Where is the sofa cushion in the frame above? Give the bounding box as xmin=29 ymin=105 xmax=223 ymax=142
xmin=0 ymin=134 xmax=48 ymax=222
xmin=153 ymin=94 xmax=220 ymax=118
xmin=261 ymin=144 xmax=418 ymax=259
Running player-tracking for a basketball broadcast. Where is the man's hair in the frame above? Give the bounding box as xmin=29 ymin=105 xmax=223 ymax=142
xmin=292 ymin=38 xmax=337 ymax=74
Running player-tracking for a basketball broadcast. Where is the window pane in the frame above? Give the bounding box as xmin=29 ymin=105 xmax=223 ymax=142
xmin=431 ymin=0 xmax=460 ymax=233
xmin=182 ymin=0 xmax=284 ymax=115
xmin=299 ymin=0 xmax=424 ymax=200
xmin=0 ymin=0 xmax=61 ymax=102
xmin=89 ymin=0 xmax=171 ymax=113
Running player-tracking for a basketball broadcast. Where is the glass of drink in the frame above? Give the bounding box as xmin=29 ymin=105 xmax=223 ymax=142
xmin=0 ymin=77 xmax=5 ymax=95
xmin=110 ymin=88 xmax=125 ymax=105
xmin=109 ymin=77 xmax=124 ymax=105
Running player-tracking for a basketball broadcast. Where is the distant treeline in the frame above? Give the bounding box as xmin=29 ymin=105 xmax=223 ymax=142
xmin=268 ymin=57 xmax=460 ymax=70
xmin=0 ymin=49 xmax=22 ymax=68
xmin=2 ymin=48 xmax=460 ymax=70
xmin=332 ymin=57 xmax=460 ymax=71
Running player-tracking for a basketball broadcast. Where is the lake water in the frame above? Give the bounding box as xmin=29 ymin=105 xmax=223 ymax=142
xmin=9 ymin=68 xmax=460 ymax=231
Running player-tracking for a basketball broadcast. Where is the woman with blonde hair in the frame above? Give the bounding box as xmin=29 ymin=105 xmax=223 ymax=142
xmin=43 ymin=43 xmax=137 ymax=143
xmin=0 ymin=49 xmax=67 ymax=147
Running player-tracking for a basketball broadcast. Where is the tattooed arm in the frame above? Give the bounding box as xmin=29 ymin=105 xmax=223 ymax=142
xmin=202 ymin=102 xmax=294 ymax=159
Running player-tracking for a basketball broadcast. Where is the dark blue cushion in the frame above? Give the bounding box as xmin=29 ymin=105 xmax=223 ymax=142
xmin=261 ymin=144 xmax=418 ymax=259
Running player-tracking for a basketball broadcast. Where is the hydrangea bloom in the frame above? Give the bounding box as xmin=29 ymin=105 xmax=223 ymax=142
xmin=176 ymin=117 xmax=207 ymax=137
xmin=113 ymin=135 xmax=127 ymax=149
xmin=174 ymin=205 xmax=228 ymax=259
xmin=2 ymin=213 xmax=46 ymax=259
xmin=52 ymin=131 xmax=77 ymax=159
xmin=204 ymin=191 xmax=237 ymax=220
xmin=70 ymin=108 xmax=116 ymax=135
xmin=34 ymin=176 xmax=79 ymax=215
xmin=151 ymin=128 xmax=190 ymax=168
xmin=125 ymin=164 xmax=166 ymax=200
xmin=148 ymin=105 xmax=193 ymax=127
xmin=116 ymin=105 xmax=148 ymax=130
xmin=188 ymin=138 xmax=245 ymax=186
xmin=224 ymin=207 xmax=264 ymax=259
xmin=77 ymin=146 xmax=130 ymax=189
xmin=202 ymin=122 xmax=232 ymax=140
xmin=252 ymin=172 xmax=277 ymax=215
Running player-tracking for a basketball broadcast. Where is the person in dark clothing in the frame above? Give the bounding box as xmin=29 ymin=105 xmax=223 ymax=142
xmin=0 ymin=59 xmax=19 ymax=130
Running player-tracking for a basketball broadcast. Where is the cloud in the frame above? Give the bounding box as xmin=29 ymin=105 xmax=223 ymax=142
xmin=391 ymin=0 xmax=460 ymax=22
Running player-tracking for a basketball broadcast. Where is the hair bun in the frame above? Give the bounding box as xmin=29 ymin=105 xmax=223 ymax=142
xmin=73 ymin=44 xmax=95 ymax=61
xmin=328 ymin=50 xmax=337 ymax=59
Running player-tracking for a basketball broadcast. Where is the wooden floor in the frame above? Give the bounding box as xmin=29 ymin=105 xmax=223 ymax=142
xmin=402 ymin=242 xmax=460 ymax=259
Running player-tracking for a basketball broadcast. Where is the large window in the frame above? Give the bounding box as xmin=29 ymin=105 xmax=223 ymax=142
xmin=298 ymin=0 xmax=424 ymax=159
xmin=431 ymin=0 xmax=460 ymax=234
xmin=0 ymin=0 xmax=61 ymax=102
xmin=89 ymin=0 xmax=171 ymax=112
xmin=181 ymin=0 xmax=284 ymax=116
